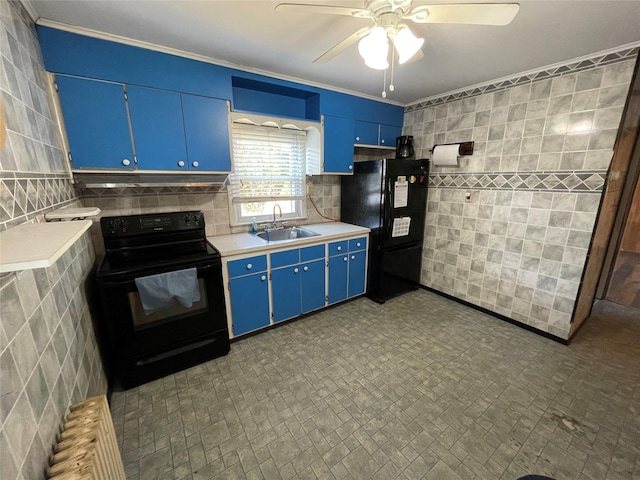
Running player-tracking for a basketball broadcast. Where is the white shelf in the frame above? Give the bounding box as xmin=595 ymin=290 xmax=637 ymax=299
xmin=45 ymin=207 xmax=101 ymax=221
xmin=0 ymin=220 xmax=93 ymax=273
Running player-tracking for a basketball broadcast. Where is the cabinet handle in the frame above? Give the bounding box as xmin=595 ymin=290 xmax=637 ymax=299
xmin=356 ymin=242 xmax=361 ymax=247
xmin=348 ymin=165 xmax=353 ymax=170
xmin=261 ymin=275 xmax=266 ymax=281
xmin=355 ymin=136 xmax=360 ymax=142
xmin=303 ymin=266 xmax=309 ymax=272
xmin=246 ymin=263 xmax=252 ymax=270
xmin=351 ymin=255 xmax=356 ymax=260
xmin=337 ymin=246 xmax=342 ymax=251
xmin=294 ymin=268 xmax=299 ymax=274
xmin=178 ymin=160 xmax=185 ymax=167
xmin=381 ymin=139 xmax=385 ymax=144
xmin=343 ymin=257 xmax=348 ymax=262
xmin=192 ymin=161 xmax=199 ymax=168
xmin=122 ymin=159 xmax=131 ymax=166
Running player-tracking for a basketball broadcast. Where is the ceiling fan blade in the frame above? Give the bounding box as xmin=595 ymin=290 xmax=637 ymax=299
xmin=275 ymin=3 xmax=372 ymax=19
xmin=408 ymin=3 xmax=520 ymax=25
xmin=313 ymin=27 xmax=372 ymax=64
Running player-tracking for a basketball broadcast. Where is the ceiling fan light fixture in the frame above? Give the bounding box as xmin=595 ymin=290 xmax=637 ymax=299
xmin=393 ymin=26 xmax=424 ymax=64
xmin=358 ymin=26 xmax=390 ymax=70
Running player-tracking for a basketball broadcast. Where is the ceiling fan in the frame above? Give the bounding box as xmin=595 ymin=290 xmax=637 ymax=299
xmin=275 ymin=1 xmax=520 ymax=67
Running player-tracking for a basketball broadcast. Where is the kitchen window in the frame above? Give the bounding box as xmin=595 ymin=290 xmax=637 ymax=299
xmin=227 ymin=114 xmax=321 ymax=226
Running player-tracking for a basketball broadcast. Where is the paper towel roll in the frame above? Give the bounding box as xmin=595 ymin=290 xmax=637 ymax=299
xmin=432 ymin=144 xmax=460 ymax=166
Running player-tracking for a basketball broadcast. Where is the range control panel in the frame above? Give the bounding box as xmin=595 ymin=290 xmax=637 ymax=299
xmin=101 ymin=211 xmax=204 ymax=237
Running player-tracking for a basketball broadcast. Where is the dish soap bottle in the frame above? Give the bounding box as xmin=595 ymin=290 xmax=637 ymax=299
xmin=251 ymin=217 xmax=258 ymax=234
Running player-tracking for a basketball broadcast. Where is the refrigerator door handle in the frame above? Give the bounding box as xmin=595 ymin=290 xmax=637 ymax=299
xmin=384 ymin=177 xmax=394 ymax=241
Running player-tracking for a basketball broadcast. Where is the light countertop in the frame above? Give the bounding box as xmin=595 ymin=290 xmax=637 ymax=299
xmin=0 ymin=220 xmax=92 ymax=273
xmin=208 ymin=222 xmax=370 ymax=257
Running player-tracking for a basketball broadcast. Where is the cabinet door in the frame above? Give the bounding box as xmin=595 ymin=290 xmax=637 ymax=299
xmin=328 ymin=255 xmax=348 ymax=304
xmin=348 ymin=250 xmax=367 ymax=298
xmin=354 ymin=120 xmax=379 ymax=145
xmin=323 ymin=116 xmax=355 ymax=174
xmin=55 ymin=76 xmax=134 ymax=170
xmin=229 ymin=273 xmax=270 ymax=335
xmin=127 ymin=86 xmax=188 ymax=171
xmin=271 ymin=266 xmax=302 ymax=322
xmin=301 ymin=259 xmax=325 ymax=313
xmin=379 ymin=124 xmax=402 ymax=148
xmin=182 ymin=95 xmax=231 ymax=172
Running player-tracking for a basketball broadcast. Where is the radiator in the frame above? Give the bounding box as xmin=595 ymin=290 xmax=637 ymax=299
xmin=48 ymin=395 xmax=126 ymax=480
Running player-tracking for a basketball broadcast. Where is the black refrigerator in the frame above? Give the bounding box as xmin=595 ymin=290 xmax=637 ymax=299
xmin=341 ymin=158 xmax=429 ymax=303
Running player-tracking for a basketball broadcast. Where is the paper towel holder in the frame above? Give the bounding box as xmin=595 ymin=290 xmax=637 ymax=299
xmin=429 ymin=141 xmax=474 ymax=156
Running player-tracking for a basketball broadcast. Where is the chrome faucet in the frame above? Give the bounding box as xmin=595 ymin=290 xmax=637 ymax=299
xmin=272 ymin=203 xmax=282 ymax=229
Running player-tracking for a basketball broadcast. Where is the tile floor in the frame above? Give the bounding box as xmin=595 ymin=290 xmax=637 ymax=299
xmin=110 ymin=290 xmax=640 ymax=480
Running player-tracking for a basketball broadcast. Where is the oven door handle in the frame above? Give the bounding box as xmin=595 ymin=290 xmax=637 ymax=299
xmin=98 ymin=262 xmax=220 ymax=287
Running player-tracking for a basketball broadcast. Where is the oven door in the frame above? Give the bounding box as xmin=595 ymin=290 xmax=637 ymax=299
xmin=97 ymin=258 xmax=227 ymax=359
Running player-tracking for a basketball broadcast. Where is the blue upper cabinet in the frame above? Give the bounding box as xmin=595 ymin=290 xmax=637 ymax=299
xmin=56 ymin=75 xmax=134 ymax=170
xmin=323 ymin=116 xmax=355 ymax=174
xmin=182 ymin=95 xmax=231 ymax=172
xmin=39 ymin=26 xmax=405 ymax=174
xmin=379 ymin=124 xmax=402 ymax=148
xmin=354 ymin=120 xmax=379 ymax=146
xmin=38 ymin=26 xmax=232 ymax=99
xmin=127 ymin=86 xmax=188 ymax=171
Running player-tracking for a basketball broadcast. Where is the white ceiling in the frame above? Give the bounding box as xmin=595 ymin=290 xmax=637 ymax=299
xmin=29 ymin=0 xmax=640 ymax=105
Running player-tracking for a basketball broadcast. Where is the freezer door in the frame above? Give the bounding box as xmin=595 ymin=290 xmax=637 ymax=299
xmin=381 ymin=159 xmax=429 ymax=248
xmin=367 ymin=242 xmax=423 ymax=303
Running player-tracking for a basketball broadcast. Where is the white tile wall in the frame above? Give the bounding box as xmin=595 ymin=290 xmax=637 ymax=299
xmin=0 ymin=2 xmax=107 ymax=478
xmin=404 ymin=54 xmax=637 ymax=340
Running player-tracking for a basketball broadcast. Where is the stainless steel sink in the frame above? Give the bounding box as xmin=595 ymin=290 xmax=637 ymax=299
xmin=256 ymin=227 xmax=320 ymax=242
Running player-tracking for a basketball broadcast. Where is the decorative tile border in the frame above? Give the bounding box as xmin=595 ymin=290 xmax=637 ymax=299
xmin=80 ymin=185 xmax=226 ymax=197
xmin=0 ymin=172 xmax=75 ymax=224
xmin=430 ymin=170 xmax=606 ymax=192
xmin=407 ymin=47 xmax=639 ymax=112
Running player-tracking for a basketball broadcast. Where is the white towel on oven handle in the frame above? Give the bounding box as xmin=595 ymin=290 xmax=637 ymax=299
xmin=134 ymin=267 xmax=200 ymax=315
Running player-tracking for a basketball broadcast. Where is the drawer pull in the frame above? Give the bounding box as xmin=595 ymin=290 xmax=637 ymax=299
xmin=343 ymin=257 xmax=348 ymax=262
xmin=178 ymin=160 xmax=185 ymax=167
xmin=122 ymin=159 xmax=131 ymax=166
xmin=192 ymin=161 xmax=199 ymax=168
xmin=356 ymin=242 xmax=361 ymax=247
xmin=294 ymin=268 xmax=299 ymax=274
xmin=246 ymin=263 xmax=252 ymax=270
xmin=337 ymin=246 xmax=342 ymax=251
xmin=303 ymin=266 xmax=309 ymax=272
xmin=261 ymin=275 xmax=266 ymax=281
xmin=351 ymin=255 xmax=355 ymax=260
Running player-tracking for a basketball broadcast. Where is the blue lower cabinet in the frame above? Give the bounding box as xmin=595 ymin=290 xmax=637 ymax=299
xmin=348 ymin=251 xmax=367 ymax=298
xmin=301 ymin=259 xmax=325 ymax=313
xmin=229 ymin=272 xmax=270 ymax=336
xmin=328 ymin=255 xmax=348 ymax=304
xmin=271 ymin=266 xmax=302 ymax=322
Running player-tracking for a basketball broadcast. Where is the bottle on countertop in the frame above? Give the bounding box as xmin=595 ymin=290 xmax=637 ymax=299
xmin=251 ymin=217 xmax=258 ymax=234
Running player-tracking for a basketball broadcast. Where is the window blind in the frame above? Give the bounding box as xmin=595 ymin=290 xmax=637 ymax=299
xmin=228 ymin=123 xmax=307 ymax=204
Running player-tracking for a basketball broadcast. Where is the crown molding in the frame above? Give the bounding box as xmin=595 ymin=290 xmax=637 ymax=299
xmin=406 ymin=41 xmax=640 ymax=107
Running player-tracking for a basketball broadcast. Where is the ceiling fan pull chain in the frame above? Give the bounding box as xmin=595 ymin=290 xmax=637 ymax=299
xmin=389 ymin=43 xmax=395 ymax=92
xmin=382 ymin=68 xmax=387 ymax=98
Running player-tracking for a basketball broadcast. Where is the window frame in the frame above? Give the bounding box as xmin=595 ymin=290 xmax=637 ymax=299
xmin=227 ymin=113 xmax=321 ymax=227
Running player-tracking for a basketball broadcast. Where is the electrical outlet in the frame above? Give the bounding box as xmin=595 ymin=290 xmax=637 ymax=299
xmin=464 ymin=190 xmax=473 ymax=203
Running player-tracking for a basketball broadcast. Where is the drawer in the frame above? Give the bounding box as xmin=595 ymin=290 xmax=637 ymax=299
xmin=300 ymin=244 xmax=325 ymax=262
xmin=328 ymin=240 xmax=348 ymax=256
xmin=270 ymin=249 xmax=300 ymax=269
xmin=349 ymin=237 xmax=367 ymax=252
xmin=227 ymin=254 xmax=267 ymax=278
